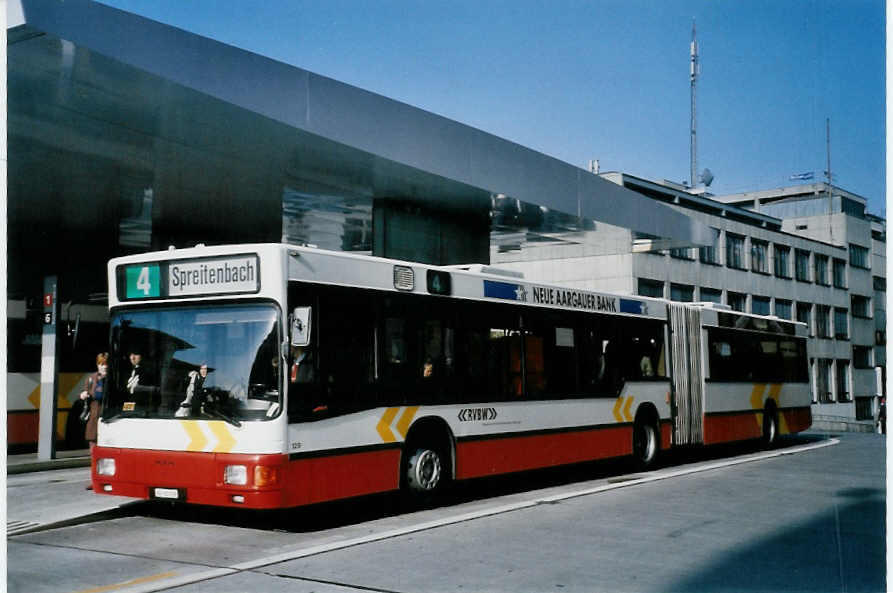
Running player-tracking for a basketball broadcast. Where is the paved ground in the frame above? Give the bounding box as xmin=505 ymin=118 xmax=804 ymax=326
xmin=7 ymin=432 xmax=886 ymax=592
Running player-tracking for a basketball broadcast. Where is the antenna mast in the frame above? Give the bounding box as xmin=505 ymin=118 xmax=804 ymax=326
xmin=826 ymin=117 xmax=834 ymax=242
xmin=690 ymin=19 xmax=699 ymax=188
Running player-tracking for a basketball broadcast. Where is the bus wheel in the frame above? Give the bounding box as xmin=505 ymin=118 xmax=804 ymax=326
xmin=405 ymin=447 xmax=444 ymax=492
xmin=633 ymin=418 xmax=659 ymax=470
xmin=762 ymin=407 xmax=778 ymax=448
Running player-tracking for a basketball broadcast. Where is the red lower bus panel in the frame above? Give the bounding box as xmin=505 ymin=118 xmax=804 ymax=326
xmin=455 ymin=425 xmax=634 ymax=480
xmin=281 ymin=448 xmax=401 ymax=507
xmin=660 ymin=420 xmax=672 ymax=450
xmin=703 ymin=407 xmax=813 ymax=445
xmin=92 ymin=446 xmax=402 ymax=509
xmin=703 ymin=412 xmax=762 ymax=445
xmin=92 ymin=447 xmax=290 ymax=508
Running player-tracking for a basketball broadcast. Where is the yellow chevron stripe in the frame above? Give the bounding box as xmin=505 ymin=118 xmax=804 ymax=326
xmin=377 ymin=407 xmax=399 ymax=442
xmin=395 ymin=406 xmax=419 ymax=439
xmin=181 ymin=421 xmax=208 ymax=451
xmin=209 ymin=421 xmax=236 ymax=453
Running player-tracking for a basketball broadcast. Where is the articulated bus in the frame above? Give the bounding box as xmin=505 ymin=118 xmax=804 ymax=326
xmin=92 ymin=243 xmax=811 ymax=508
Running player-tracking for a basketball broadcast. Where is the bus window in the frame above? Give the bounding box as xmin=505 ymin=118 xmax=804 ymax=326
xmin=524 ymin=332 xmax=545 ymax=399
xmin=318 ymin=296 xmax=375 ymax=414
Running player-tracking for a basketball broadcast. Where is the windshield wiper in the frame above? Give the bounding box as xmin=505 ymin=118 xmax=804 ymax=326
xmin=203 ymin=404 xmax=242 ymax=428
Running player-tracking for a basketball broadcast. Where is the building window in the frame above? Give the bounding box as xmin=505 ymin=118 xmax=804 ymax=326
xmin=834 ymin=308 xmax=849 ymax=339
xmin=814 ymin=254 xmax=829 ymax=285
xmin=699 ymin=228 xmax=721 ymax=265
xmin=816 ymin=305 xmax=831 ymax=338
xmin=795 ymin=249 xmax=811 ymax=282
xmin=849 ymin=244 xmax=869 ymax=269
xmin=728 ymin=292 xmax=746 ymax=312
xmin=774 ymin=245 xmax=791 ymax=278
xmin=835 ymin=360 xmax=850 ymax=402
xmin=751 ymin=240 xmax=769 ymax=274
xmin=817 ymin=359 xmax=833 ymax=403
xmin=853 ymin=346 xmax=872 ymax=369
xmin=670 ymin=283 xmax=694 ymax=302
xmin=752 ymin=296 xmax=770 ymax=316
xmin=638 ymin=278 xmax=664 ymax=298
xmin=873 ymin=276 xmax=886 ymax=292
xmin=726 ymin=234 xmax=746 ymax=270
xmin=796 ymin=302 xmax=813 ymax=336
xmin=699 ymin=287 xmax=722 ymax=304
xmin=851 ymin=295 xmax=871 ymax=318
xmin=841 ymin=197 xmax=865 ymax=218
xmin=833 ymin=258 xmax=847 ymax=288
xmin=775 ymin=299 xmax=792 ymax=320
xmin=670 ymin=247 xmax=694 ymax=260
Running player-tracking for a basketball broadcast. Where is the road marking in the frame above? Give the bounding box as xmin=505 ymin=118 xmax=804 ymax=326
xmin=72 ymin=571 xmax=179 ymax=593
xmin=95 ymin=437 xmax=840 ymax=593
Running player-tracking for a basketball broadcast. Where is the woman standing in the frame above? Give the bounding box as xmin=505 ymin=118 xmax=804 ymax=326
xmin=80 ymin=352 xmax=107 ymax=490
xmin=80 ymin=353 xmax=107 ymax=445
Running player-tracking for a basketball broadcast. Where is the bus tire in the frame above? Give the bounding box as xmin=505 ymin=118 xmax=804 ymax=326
xmin=762 ymin=406 xmax=778 ymax=449
xmin=633 ymin=415 xmax=659 ymax=470
xmin=405 ymin=448 xmax=443 ymax=493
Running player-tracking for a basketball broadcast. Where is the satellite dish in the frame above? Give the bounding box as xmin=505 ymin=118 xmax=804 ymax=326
xmin=701 ymin=168 xmax=714 ymax=187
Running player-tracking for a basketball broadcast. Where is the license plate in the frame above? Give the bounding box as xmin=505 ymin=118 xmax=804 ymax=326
xmin=152 ymin=487 xmax=183 ymax=500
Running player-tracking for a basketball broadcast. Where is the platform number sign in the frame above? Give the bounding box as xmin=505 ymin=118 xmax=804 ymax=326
xmin=126 ymin=265 xmax=161 ymax=298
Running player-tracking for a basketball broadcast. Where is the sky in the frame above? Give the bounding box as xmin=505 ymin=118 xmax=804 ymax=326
xmin=99 ymin=0 xmax=886 ymax=217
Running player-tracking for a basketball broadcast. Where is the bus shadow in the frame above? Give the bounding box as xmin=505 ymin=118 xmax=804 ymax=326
xmin=666 ymin=490 xmax=884 ymax=592
xmin=130 ymin=434 xmax=828 ymax=533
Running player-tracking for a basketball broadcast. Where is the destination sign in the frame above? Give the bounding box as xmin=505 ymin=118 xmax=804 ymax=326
xmin=118 ymin=254 xmax=260 ymax=301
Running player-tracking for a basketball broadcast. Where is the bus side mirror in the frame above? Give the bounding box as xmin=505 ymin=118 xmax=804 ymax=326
xmin=291 ymin=307 xmax=312 ymax=347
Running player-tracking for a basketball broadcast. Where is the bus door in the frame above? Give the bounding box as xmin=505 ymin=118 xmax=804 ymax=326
xmin=668 ymin=304 xmax=704 ymax=445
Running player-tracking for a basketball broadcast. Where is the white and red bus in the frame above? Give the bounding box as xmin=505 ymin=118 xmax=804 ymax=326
xmin=92 ymin=243 xmax=811 ymax=508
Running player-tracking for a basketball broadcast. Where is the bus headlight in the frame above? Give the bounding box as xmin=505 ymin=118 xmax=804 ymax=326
xmin=224 ymin=465 xmax=248 ymax=485
xmin=96 ymin=458 xmax=116 ymax=476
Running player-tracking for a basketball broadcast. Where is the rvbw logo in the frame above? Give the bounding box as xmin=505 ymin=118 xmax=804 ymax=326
xmin=458 ymin=407 xmax=498 ymax=422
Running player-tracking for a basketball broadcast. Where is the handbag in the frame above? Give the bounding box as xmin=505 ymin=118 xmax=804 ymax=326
xmin=79 ymin=376 xmax=93 ymax=422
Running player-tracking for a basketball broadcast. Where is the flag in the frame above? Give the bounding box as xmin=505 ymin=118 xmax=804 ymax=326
xmin=789 ymin=172 xmax=814 ymax=181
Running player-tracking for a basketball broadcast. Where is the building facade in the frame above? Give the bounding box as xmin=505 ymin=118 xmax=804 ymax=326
xmin=492 ymin=173 xmax=886 ymax=425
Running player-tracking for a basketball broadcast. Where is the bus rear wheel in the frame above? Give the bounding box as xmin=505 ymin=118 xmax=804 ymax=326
xmin=633 ymin=418 xmax=659 ymax=470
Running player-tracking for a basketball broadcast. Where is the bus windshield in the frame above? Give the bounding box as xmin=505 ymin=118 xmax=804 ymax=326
xmin=105 ymin=304 xmax=282 ymax=423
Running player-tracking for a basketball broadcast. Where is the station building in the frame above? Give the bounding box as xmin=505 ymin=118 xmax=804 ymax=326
xmin=493 ymin=174 xmax=887 ymax=427
xmin=6 ymin=0 xmax=712 ymax=451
